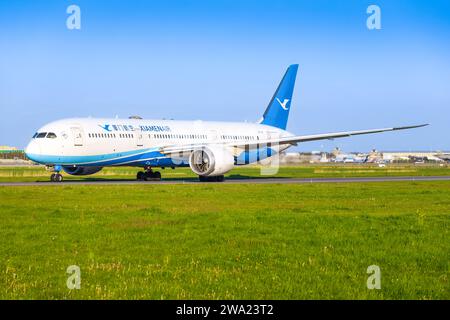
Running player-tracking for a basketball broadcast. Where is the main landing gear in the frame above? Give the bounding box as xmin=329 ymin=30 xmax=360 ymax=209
xmin=199 ymin=175 xmax=225 ymax=182
xmin=137 ymin=167 xmax=161 ymax=181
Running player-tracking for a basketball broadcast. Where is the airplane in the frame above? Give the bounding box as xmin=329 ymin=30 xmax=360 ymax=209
xmin=24 ymin=64 xmax=428 ymax=182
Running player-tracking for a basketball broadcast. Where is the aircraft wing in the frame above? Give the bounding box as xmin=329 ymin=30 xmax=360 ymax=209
xmin=253 ymin=124 xmax=429 ymax=146
xmin=159 ymin=143 xmax=204 ymax=157
xmin=159 ymin=124 xmax=428 ymax=155
xmin=221 ymin=124 xmax=429 ymax=149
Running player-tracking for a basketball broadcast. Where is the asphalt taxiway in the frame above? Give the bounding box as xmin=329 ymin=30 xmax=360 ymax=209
xmin=1 ymin=176 xmax=450 ymax=186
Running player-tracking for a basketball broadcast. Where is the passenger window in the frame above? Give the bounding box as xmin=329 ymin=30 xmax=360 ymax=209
xmin=47 ymin=132 xmax=57 ymax=139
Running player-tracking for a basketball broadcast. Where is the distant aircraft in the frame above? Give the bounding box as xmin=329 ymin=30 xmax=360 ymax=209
xmin=435 ymin=153 xmax=450 ymax=162
xmin=334 ymin=156 xmax=363 ymax=163
xmin=25 ymin=65 xmax=427 ymax=182
xmin=333 ymin=152 xmax=368 ymax=163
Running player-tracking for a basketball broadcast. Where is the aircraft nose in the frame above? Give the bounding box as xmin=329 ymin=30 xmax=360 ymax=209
xmin=25 ymin=140 xmax=42 ymax=161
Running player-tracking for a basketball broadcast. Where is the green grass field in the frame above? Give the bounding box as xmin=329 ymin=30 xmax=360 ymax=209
xmin=1 ymin=180 xmax=449 ymax=299
xmin=0 ymin=163 xmax=449 ymax=182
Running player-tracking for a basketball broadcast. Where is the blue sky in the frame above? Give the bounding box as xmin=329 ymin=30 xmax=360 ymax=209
xmin=1 ymin=0 xmax=449 ymax=151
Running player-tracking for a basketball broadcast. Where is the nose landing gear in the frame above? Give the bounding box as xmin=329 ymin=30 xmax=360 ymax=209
xmin=46 ymin=165 xmax=64 ymax=182
xmin=50 ymin=173 xmax=63 ymax=182
xmin=137 ymin=167 xmax=161 ymax=181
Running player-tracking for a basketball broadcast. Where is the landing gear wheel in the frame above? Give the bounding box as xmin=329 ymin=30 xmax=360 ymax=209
xmin=137 ymin=171 xmax=145 ymax=180
xmin=144 ymin=171 xmax=161 ymax=181
xmin=139 ymin=168 xmax=162 ymax=181
xmin=138 ymin=166 xmax=162 ymax=181
xmin=50 ymin=173 xmax=63 ymax=182
xmin=153 ymin=171 xmax=161 ymax=180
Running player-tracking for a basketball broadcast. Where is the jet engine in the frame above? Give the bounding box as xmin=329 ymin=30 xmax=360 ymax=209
xmin=189 ymin=146 xmax=234 ymax=176
xmin=62 ymin=166 xmax=103 ymax=176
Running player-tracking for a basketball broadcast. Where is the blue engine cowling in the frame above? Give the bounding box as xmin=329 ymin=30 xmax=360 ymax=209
xmin=62 ymin=166 xmax=103 ymax=176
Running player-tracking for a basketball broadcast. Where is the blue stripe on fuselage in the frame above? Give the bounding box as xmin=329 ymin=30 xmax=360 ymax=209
xmin=26 ymin=148 xmax=165 ymax=167
xmin=27 ymin=147 xmax=276 ymax=167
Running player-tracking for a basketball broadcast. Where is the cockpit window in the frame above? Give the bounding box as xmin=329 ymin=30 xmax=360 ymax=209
xmin=36 ymin=132 xmax=47 ymax=138
xmin=32 ymin=132 xmax=38 ymax=138
xmin=47 ymin=132 xmax=57 ymax=139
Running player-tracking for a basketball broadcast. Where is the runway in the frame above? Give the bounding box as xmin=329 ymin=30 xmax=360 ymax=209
xmin=1 ymin=175 xmax=450 ymax=186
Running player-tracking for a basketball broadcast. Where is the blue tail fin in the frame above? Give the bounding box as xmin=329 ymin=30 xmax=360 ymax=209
xmin=259 ymin=64 xmax=298 ymax=130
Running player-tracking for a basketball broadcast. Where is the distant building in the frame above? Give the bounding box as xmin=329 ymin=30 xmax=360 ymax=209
xmin=273 ymin=149 xmax=449 ymax=165
xmin=0 ymin=146 xmax=18 ymax=152
xmin=381 ymin=151 xmax=446 ymax=163
xmin=366 ymin=149 xmax=383 ymax=163
xmin=319 ymin=153 xmax=329 ymax=163
xmin=0 ymin=146 xmax=26 ymax=160
xmin=435 ymin=152 xmax=450 ymax=162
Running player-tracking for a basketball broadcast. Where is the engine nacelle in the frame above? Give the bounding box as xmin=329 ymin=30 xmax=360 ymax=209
xmin=189 ymin=146 xmax=234 ymax=176
xmin=62 ymin=166 xmax=103 ymax=176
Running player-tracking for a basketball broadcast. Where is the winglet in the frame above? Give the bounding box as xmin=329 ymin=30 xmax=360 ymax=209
xmin=392 ymin=124 xmax=429 ymax=130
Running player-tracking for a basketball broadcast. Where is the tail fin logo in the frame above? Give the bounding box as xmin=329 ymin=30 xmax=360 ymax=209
xmin=276 ymin=98 xmax=290 ymax=110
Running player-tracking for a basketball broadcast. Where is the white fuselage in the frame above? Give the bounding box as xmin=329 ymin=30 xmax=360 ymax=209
xmin=25 ymin=118 xmax=293 ymax=168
